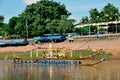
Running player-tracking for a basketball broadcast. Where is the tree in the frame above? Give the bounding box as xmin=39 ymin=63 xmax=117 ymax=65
xmin=0 ymin=15 xmax=4 ymax=28
xmin=0 ymin=15 xmax=4 ymax=22
xmin=16 ymin=0 xmax=71 ymax=37
xmin=100 ymin=3 xmax=119 ymax=22
xmin=89 ymin=8 xmax=100 ymax=23
xmin=0 ymin=15 xmax=4 ymax=36
xmin=8 ymin=17 xmax=18 ymax=35
xmin=101 ymin=3 xmax=120 ymax=33
xmin=46 ymin=19 xmax=59 ymax=34
xmin=81 ymin=16 xmax=89 ymax=24
xmin=57 ymin=15 xmax=74 ymax=34
xmin=2 ymin=23 xmax=9 ymax=38
xmin=80 ymin=3 xmax=119 ymax=24
xmin=77 ymin=3 xmax=120 ymax=34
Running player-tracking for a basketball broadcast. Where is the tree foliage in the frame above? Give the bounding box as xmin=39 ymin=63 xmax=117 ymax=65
xmin=0 ymin=15 xmax=4 ymax=36
xmin=100 ymin=3 xmax=119 ymax=22
xmin=3 ymin=2 xmax=120 ymax=37
xmin=89 ymin=8 xmax=100 ymax=23
xmin=0 ymin=15 xmax=4 ymax=22
xmin=80 ymin=16 xmax=89 ymax=24
xmin=8 ymin=17 xmax=18 ymax=35
xmin=80 ymin=3 xmax=120 ymax=24
xmin=0 ymin=15 xmax=4 ymax=28
xmin=78 ymin=3 xmax=120 ymax=34
xmin=15 ymin=0 xmax=72 ymax=37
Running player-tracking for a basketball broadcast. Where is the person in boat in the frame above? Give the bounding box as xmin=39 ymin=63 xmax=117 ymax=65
xmin=79 ymin=60 xmax=82 ymax=64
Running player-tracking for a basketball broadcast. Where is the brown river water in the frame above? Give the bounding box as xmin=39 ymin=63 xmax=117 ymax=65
xmin=0 ymin=60 xmax=120 ymax=80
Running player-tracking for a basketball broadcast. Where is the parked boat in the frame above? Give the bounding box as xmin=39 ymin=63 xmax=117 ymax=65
xmin=0 ymin=39 xmax=29 ymax=47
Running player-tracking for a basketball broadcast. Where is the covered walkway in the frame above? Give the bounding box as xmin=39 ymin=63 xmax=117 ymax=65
xmin=75 ymin=21 xmax=120 ymax=35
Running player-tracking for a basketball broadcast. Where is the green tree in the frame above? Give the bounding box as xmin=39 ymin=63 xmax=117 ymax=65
xmin=100 ymin=3 xmax=119 ymax=22
xmin=0 ymin=15 xmax=4 ymax=28
xmin=80 ymin=3 xmax=119 ymax=24
xmin=0 ymin=15 xmax=4 ymax=36
xmin=0 ymin=15 xmax=4 ymax=22
xmin=8 ymin=17 xmax=18 ymax=35
xmin=89 ymin=8 xmax=100 ymax=23
xmin=46 ymin=19 xmax=59 ymax=34
xmin=77 ymin=3 xmax=120 ymax=34
xmin=81 ymin=16 xmax=89 ymax=24
xmin=57 ymin=15 xmax=74 ymax=34
xmin=0 ymin=15 xmax=9 ymax=38
xmin=2 ymin=23 xmax=9 ymax=38
xmin=16 ymin=0 xmax=71 ymax=37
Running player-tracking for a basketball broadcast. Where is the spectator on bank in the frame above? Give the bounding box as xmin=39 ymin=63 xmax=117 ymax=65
xmin=68 ymin=35 xmax=74 ymax=43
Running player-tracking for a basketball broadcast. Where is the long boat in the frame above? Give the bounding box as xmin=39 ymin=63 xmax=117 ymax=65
xmin=13 ymin=57 xmax=105 ymax=66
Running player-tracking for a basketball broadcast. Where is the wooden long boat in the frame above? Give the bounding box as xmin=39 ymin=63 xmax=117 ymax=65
xmin=78 ymin=58 xmax=106 ymax=66
xmin=13 ymin=57 xmax=105 ymax=66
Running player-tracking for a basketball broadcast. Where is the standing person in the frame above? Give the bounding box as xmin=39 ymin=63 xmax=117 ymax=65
xmin=68 ymin=35 xmax=74 ymax=43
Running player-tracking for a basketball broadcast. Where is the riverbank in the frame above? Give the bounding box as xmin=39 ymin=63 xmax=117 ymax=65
xmin=0 ymin=36 xmax=120 ymax=59
xmin=40 ymin=39 xmax=120 ymax=59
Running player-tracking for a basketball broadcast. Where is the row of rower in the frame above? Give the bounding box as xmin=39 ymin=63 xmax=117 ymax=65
xmin=13 ymin=59 xmax=82 ymax=64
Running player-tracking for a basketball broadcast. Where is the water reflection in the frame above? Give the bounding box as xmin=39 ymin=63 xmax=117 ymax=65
xmin=0 ymin=60 xmax=120 ymax=80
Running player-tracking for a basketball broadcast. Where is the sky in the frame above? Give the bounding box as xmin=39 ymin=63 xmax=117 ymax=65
xmin=0 ymin=0 xmax=120 ymax=23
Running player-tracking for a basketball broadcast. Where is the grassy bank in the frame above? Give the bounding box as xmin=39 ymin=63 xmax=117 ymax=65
xmin=0 ymin=49 xmax=112 ymax=60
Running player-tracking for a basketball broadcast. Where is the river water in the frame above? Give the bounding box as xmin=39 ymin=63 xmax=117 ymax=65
xmin=0 ymin=60 xmax=120 ymax=80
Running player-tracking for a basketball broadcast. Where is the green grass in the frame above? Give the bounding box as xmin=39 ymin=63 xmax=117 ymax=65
xmin=0 ymin=49 xmax=112 ymax=60
xmin=72 ymin=52 xmax=80 ymax=58
xmin=64 ymin=51 xmax=80 ymax=58
xmin=0 ymin=52 xmax=14 ymax=59
xmin=82 ymin=49 xmax=95 ymax=57
xmin=0 ymin=51 xmax=47 ymax=59
xmin=96 ymin=53 xmax=113 ymax=58
xmin=16 ymin=51 xmax=47 ymax=58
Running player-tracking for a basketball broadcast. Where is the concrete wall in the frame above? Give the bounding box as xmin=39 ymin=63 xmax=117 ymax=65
xmin=73 ymin=33 xmax=120 ymax=41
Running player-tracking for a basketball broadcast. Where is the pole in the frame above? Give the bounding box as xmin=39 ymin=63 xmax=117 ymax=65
xmin=89 ymin=26 xmax=91 ymax=35
xmin=26 ymin=19 xmax=28 ymax=38
xmin=30 ymin=49 xmax=32 ymax=58
xmin=36 ymin=49 xmax=38 ymax=57
xmin=97 ymin=26 xmax=99 ymax=35
xmin=115 ymin=19 xmax=117 ymax=34
xmin=115 ymin=13 xmax=118 ymax=34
